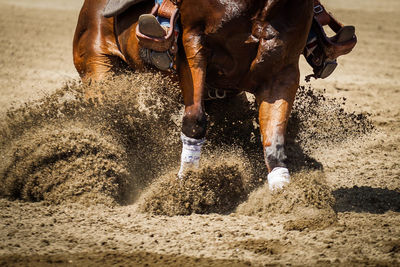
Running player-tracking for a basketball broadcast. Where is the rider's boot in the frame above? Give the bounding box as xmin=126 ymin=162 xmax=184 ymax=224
xmin=136 ymin=0 xmax=179 ymax=71
xmin=138 ymin=14 xmax=173 ymax=70
xmin=304 ymin=0 xmax=357 ymax=80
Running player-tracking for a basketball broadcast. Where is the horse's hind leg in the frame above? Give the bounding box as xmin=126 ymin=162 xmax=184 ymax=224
xmin=74 ymin=51 xmax=115 ymax=82
xmin=74 ymin=47 xmax=117 ymax=99
xmin=73 ymin=0 xmax=125 ymax=99
xmin=256 ymin=65 xmax=299 ymax=191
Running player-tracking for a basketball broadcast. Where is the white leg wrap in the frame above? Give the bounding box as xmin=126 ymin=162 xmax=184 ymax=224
xmin=178 ymin=133 xmax=205 ymax=179
xmin=267 ymin=167 xmax=290 ymax=191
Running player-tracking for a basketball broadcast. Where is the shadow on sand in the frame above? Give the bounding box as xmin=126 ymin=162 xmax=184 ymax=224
xmin=333 ymin=186 xmax=400 ymax=213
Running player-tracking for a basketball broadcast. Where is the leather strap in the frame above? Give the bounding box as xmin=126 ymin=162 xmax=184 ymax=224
xmin=313 ymin=0 xmax=342 ymax=33
xmin=158 ymin=0 xmax=177 ymax=19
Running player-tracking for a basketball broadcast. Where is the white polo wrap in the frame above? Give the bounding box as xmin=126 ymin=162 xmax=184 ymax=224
xmin=267 ymin=167 xmax=291 ymax=191
xmin=178 ymin=133 xmax=205 ymax=179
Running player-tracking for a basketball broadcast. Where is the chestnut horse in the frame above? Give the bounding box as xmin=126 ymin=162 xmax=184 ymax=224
xmin=73 ymin=0 xmax=314 ymax=190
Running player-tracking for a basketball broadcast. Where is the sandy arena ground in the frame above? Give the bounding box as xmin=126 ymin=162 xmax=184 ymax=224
xmin=0 ymin=0 xmax=399 ymax=266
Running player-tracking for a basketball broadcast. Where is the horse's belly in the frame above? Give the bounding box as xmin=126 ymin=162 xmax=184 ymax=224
xmin=205 ymin=32 xmax=257 ymax=91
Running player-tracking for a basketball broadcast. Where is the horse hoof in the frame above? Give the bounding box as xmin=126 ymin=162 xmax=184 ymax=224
xmin=267 ymin=167 xmax=290 ymax=191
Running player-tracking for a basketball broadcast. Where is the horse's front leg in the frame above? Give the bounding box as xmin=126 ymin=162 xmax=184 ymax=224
xmin=176 ymin=29 xmax=207 ymax=178
xmin=256 ymin=66 xmax=299 ymax=191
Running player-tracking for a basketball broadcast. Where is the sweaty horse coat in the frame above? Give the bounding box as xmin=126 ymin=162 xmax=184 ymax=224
xmin=73 ymin=0 xmax=314 ymax=188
